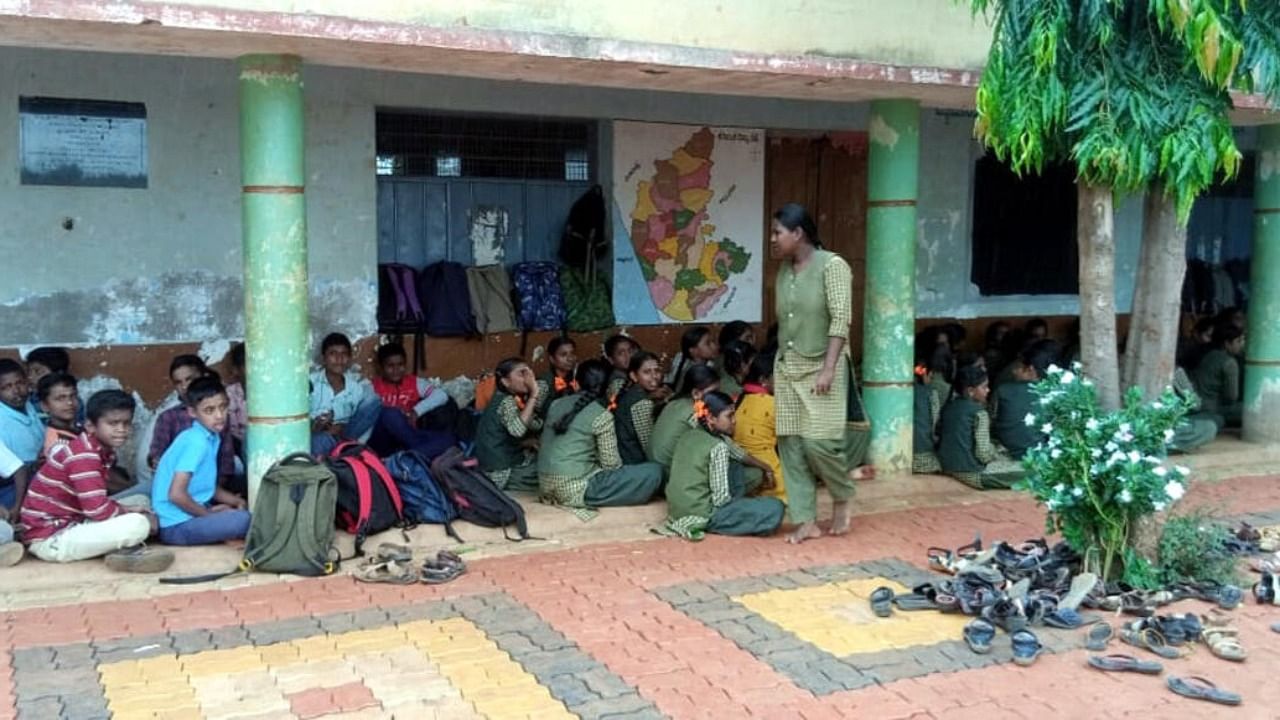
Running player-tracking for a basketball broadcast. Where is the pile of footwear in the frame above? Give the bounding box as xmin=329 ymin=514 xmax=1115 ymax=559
xmin=353 ymin=542 xmax=467 ymax=585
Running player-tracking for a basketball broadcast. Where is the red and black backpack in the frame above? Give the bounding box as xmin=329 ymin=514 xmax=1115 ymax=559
xmin=325 ymin=442 xmax=410 ymax=555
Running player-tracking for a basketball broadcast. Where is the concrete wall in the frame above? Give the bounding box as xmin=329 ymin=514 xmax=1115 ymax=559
xmin=129 ymin=0 xmax=993 ymax=71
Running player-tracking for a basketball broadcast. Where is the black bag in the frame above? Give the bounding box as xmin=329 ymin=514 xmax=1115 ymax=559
xmin=326 ymin=442 xmax=409 ymax=555
xmin=560 ymin=185 xmax=608 ymax=270
xmin=429 ymin=447 xmax=530 ymax=542
xmin=420 ymin=261 xmax=479 ymax=337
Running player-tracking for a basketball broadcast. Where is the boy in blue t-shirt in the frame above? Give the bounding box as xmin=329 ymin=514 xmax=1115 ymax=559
xmin=152 ymin=377 xmax=250 ymax=545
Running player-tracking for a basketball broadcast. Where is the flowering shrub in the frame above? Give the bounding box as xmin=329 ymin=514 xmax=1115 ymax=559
xmin=1018 ymin=363 xmax=1193 ymax=582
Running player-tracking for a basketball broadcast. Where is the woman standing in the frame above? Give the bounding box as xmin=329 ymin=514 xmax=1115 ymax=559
xmin=771 ymin=203 xmax=855 ymax=543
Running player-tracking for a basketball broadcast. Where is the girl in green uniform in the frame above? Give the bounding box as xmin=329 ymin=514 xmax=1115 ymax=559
xmin=990 ymin=340 xmax=1057 ymax=459
xmin=474 ymin=358 xmax=542 ymax=492
xmin=664 ymin=391 xmax=784 ymax=539
xmin=1192 ymin=324 xmax=1245 ymax=428
xmin=912 ymin=362 xmax=942 ymax=473
xmin=937 ymin=365 xmax=1022 ymax=489
xmin=668 ymin=326 xmax=719 ymax=393
xmin=648 ymin=364 xmax=722 ymax=467
xmin=536 ymin=337 xmax=578 ymax=418
xmin=538 ymin=359 xmax=663 ymax=514
xmin=718 ymin=340 xmax=757 ymax=402
xmin=612 ymin=351 xmax=671 ymax=465
xmin=770 ymin=203 xmax=856 ymax=543
xmin=603 ymin=334 xmax=638 ymax=399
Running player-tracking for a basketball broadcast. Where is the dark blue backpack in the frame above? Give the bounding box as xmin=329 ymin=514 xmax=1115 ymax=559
xmin=383 ymin=450 xmax=458 ymax=526
xmin=419 ymin=261 xmax=478 ymax=336
xmin=511 ymin=262 xmax=567 ymax=331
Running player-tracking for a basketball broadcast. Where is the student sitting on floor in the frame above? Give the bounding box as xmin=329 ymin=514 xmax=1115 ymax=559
xmin=145 ymin=355 xmax=240 ymax=499
xmin=20 ymin=390 xmax=173 ymax=571
xmin=734 ymin=353 xmax=786 ymax=502
xmin=538 ymin=359 xmax=663 ymax=514
xmin=719 ymin=321 xmax=757 ymax=355
xmin=225 ymin=343 xmax=247 ymax=453
xmin=1170 ymin=366 xmax=1219 ymax=452
xmin=0 ymin=359 xmax=43 ymax=509
xmin=0 ymin=440 xmax=27 ymax=567
xmin=536 ymin=337 xmax=579 ymax=417
xmin=1192 ymin=324 xmax=1245 ymax=428
xmin=24 ymin=347 xmax=78 ymax=423
xmin=717 ymin=340 xmax=757 ymax=401
xmin=603 ymin=334 xmax=639 ymax=399
xmin=38 ymin=372 xmax=80 ymax=459
xmin=664 ymin=391 xmax=784 ymax=540
xmin=368 ymin=342 xmax=455 ymax=459
xmin=310 ymin=333 xmax=383 ymax=457
xmin=648 ymin=364 xmax=722 ymax=468
xmin=938 ymin=365 xmax=1023 ymax=490
xmin=612 ymin=351 xmax=671 ymax=466
xmin=990 ymin=340 xmax=1058 ymax=459
xmin=667 ymin=325 xmax=719 ymax=393
xmin=912 ymin=362 xmax=943 ymax=474
xmin=152 ymin=377 xmax=250 ymax=546
xmin=475 ymin=357 xmax=542 ymax=492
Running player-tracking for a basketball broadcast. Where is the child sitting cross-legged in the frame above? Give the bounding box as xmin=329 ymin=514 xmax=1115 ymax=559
xmin=310 ymin=333 xmax=384 ymax=457
xmin=474 ymin=357 xmax=542 ymax=492
xmin=20 ymin=390 xmax=173 ymax=571
xmin=152 ymin=377 xmax=251 ymax=546
xmin=911 ymin=361 xmax=943 ymax=474
xmin=990 ymin=339 xmax=1058 ymax=459
xmin=368 ymin=342 xmax=456 ymax=459
xmin=612 ymin=351 xmax=672 ymax=466
xmin=937 ymin=365 xmax=1023 ymax=490
xmin=664 ymin=391 xmax=784 ymax=540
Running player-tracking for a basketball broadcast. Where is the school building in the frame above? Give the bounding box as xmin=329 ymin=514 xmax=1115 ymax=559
xmin=1 ymin=1 xmax=1278 ymax=493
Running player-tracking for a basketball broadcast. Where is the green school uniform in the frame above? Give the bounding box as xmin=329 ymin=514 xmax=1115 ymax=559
xmin=991 ymin=381 xmax=1040 ymax=459
xmin=937 ymin=397 xmax=1021 ymax=490
xmin=663 ymin=426 xmax=785 ymax=540
xmin=474 ymin=391 xmax=540 ymax=491
xmin=912 ymin=383 xmax=942 ymax=473
xmin=648 ymin=397 xmax=695 ymax=466
xmin=613 ymin=384 xmax=654 ymax=465
xmin=1192 ymin=349 xmax=1242 ymax=426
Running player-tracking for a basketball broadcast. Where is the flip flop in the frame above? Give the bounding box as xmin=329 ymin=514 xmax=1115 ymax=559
xmin=1271 ymin=622 xmax=1280 ymax=634
xmin=869 ymin=586 xmax=894 ymax=618
xmin=892 ymin=592 xmax=942 ymax=611
xmin=1087 ymin=654 xmax=1163 ymax=674
xmin=1059 ymin=572 xmax=1098 ymax=611
xmin=1085 ymin=621 xmax=1113 ymax=651
xmin=1043 ymin=607 xmax=1085 ymax=629
xmin=376 ymin=542 xmax=414 ymax=563
xmin=1120 ymin=627 xmax=1182 ymax=660
xmin=354 ymin=559 xmax=418 ymax=584
xmin=421 ymin=559 xmax=466 ymax=584
xmin=1167 ymin=676 xmax=1242 ymax=706
xmin=1010 ymin=629 xmax=1042 ymax=667
xmin=1202 ymin=626 xmax=1247 ymax=662
xmin=963 ymin=618 xmax=996 ymax=655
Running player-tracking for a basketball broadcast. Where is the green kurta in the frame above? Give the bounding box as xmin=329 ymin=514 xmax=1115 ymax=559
xmin=719 ymin=374 xmax=743 ymax=400
xmin=535 ymin=370 xmax=575 ymax=418
xmin=912 ymin=383 xmax=942 ymax=473
xmin=991 ymin=381 xmax=1040 ymax=459
xmin=937 ymin=397 xmax=1020 ymax=490
xmin=474 ymin=391 xmax=540 ymax=490
xmin=538 ymin=394 xmax=663 ymax=514
xmin=648 ymin=397 xmax=694 ymax=466
xmin=664 ymin=427 xmax=785 ymax=540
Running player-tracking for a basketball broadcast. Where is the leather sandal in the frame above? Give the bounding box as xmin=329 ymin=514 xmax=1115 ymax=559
xmin=1202 ymin=626 xmax=1247 ymax=662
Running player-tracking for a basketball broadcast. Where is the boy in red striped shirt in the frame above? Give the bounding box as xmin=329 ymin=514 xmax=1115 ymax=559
xmin=20 ymin=390 xmax=173 ymax=572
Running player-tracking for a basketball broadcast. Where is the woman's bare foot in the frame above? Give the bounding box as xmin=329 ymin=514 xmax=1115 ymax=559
xmin=848 ymin=465 xmax=877 ymax=481
xmin=786 ymin=522 xmax=822 ymax=544
xmin=829 ymin=501 xmax=853 ymax=536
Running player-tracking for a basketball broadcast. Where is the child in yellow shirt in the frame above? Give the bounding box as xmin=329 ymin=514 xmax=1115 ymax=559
xmin=733 ymin=353 xmax=785 ymax=502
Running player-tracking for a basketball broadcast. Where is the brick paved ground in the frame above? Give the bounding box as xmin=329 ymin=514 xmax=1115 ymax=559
xmin=4 ymin=467 xmax=1280 ymax=719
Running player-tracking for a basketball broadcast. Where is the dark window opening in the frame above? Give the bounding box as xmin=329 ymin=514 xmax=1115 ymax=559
xmin=970 ymin=154 xmax=1078 ymax=296
xmin=375 ymin=111 xmax=594 ymax=181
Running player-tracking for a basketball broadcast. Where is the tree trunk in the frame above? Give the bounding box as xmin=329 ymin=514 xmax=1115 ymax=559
xmin=1122 ymin=187 xmax=1188 ymax=401
xmin=1078 ymin=183 xmax=1122 ymax=411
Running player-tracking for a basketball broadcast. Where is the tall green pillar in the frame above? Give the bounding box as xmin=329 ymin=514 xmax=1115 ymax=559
xmin=239 ymin=54 xmax=311 ymax=504
xmin=862 ymin=99 xmax=920 ymax=472
xmin=1244 ymin=124 xmax=1280 ymax=444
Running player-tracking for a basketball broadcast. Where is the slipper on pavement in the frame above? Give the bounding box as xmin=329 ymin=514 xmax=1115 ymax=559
xmin=869 ymin=586 xmax=894 ymax=618
xmin=1087 ymin=654 xmax=1163 ymax=674
xmin=1010 ymin=629 xmax=1042 ymax=667
xmin=1085 ymin=621 xmax=1113 ymax=651
xmin=1167 ymin=676 xmax=1242 ymax=706
xmin=963 ymin=618 xmax=996 ymax=655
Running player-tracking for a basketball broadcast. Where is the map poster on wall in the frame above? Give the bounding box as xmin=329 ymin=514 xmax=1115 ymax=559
xmin=19 ymin=96 xmax=148 ymax=189
xmin=611 ymin=121 xmax=765 ymax=324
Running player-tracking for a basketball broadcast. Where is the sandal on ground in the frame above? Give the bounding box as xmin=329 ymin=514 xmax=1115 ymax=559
xmin=982 ymin=598 xmax=1028 ymax=634
xmin=963 ymin=618 xmax=996 ymax=655
xmin=1043 ymin=607 xmax=1085 ymax=630
xmin=1059 ymin=572 xmax=1098 ymax=611
xmin=1202 ymin=626 xmax=1247 ymax=662
xmin=421 ymin=559 xmax=466 ymax=584
xmin=435 ymin=549 xmax=466 ymax=569
xmin=1120 ymin=627 xmax=1182 ymax=660
xmin=1167 ymin=676 xmax=1242 ymax=706
xmin=869 ymin=586 xmax=894 ymax=618
xmin=354 ymin=559 xmax=418 ymax=584
xmin=1085 ymin=621 xmax=1114 ymax=651
xmin=375 ymin=542 xmax=414 ymax=563
xmin=1010 ymin=629 xmax=1042 ymax=667
xmin=1270 ymin=622 xmax=1280 ymax=633
xmin=893 ymin=583 xmax=947 ymax=611
xmin=1087 ymin=653 xmax=1163 ymax=674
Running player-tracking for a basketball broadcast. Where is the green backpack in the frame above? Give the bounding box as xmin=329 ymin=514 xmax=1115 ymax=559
xmin=241 ymin=453 xmax=341 ymax=576
xmin=560 ymin=266 xmax=615 ymax=332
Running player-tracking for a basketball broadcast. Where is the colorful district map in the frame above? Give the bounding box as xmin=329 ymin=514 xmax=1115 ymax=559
xmin=612 ymin=122 xmax=764 ymax=324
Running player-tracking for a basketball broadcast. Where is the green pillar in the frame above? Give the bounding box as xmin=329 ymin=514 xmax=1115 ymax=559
xmin=239 ymin=54 xmax=311 ymax=504
xmin=1244 ymin=124 xmax=1280 ymax=444
xmin=862 ymin=99 xmax=920 ymax=472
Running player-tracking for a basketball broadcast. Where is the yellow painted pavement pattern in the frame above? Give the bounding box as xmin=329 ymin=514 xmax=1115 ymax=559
xmin=734 ymin=577 xmax=969 ymax=657
xmin=98 ymin=618 xmax=572 ymax=720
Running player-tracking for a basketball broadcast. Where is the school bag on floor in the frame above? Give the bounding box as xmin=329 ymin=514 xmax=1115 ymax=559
xmin=383 ymin=449 xmax=458 ymax=526
xmin=377 ymin=263 xmax=426 ymax=333
xmin=429 ymin=446 xmax=531 ymax=542
xmin=326 ymin=442 xmax=410 ymax=555
xmin=511 ymin=262 xmax=567 ymax=331
xmin=420 ymin=261 xmax=479 ymax=336
xmin=560 ymin=266 xmax=615 ymax=332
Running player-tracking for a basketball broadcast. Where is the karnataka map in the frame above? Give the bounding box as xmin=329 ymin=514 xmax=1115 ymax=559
xmin=611 ymin=122 xmax=764 ymax=324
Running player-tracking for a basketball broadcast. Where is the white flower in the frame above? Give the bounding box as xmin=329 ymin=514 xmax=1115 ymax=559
xmin=1051 ymin=448 xmax=1063 ymax=459
xmin=1127 ymin=450 xmax=1142 ymax=463
xmin=1048 ymin=364 xmax=1062 ymax=375
xmin=1118 ymin=489 xmax=1132 ymax=504
xmin=1175 ymin=465 xmax=1191 ymax=476
xmin=1041 ymin=423 xmax=1054 ymax=434
xmin=1082 ymin=378 xmax=1094 ymax=387
xmin=1105 ymin=441 xmax=1119 ymax=452
xmin=1060 ymin=371 xmax=1076 ymax=385
xmin=1072 ymin=361 xmax=1083 ymax=371
xmin=1144 ymin=456 xmax=1161 ymax=465
xmin=1154 ymin=502 xmax=1166 ymax=512
xmin=1053 ymin=483 xmax=1066 ymax=493
xmin=1164 ymin=481 xmax=1185 ymax=501
xmin=1153 ymin=466 xmax=1168 ymax=477
xmin=1039 ymin=397 xmax=1052 ymax=406
xmin=1119 ymin=422 xmax=1132 ymax=434
xmin=1086 ymin=418 xmax=1101 ymax=431
xmin=1163 ymin=428 xmax=1175 ymax=442
xmin=1072 ymin=487 xmax=1084 ymax=497
xmin=1091 ymin=448 xmax=1102 ymax=458
xmin=1153 ymin=401 xmax=1165 ymax=410
xmin=1108 ymin=451 xmax=1126 ymax=466
xmin=1024 ymin=413 xmax=1037 ymax=427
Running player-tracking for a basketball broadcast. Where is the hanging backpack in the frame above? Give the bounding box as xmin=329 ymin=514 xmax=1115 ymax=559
xmin=559 ymin=185 xmax=608 ymax=271
xmin=465 ymin=264 xmax=519 ymax=334
xmin=419 ymin=261 xmax=479 ymax=337
xmin=326 ymin=442 xmax=409 ymax=555
xmin=383 ymin=449 xmax=458 ymax=526
xmin=429 ymin=446 xmax=531 ymax=542
xmin=377 ymin=263 xmax=426 ymax=333
xmin=511 ymin=262 xmax=567 ymax=332
xmin=560 ymin=266 xmax=615 ymax=332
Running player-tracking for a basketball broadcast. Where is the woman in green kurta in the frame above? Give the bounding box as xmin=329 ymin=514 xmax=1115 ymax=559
xmin=664 ymin=391 xmax=784 ymax=539
xmin=474 ymin=357 xmax=542 ymax=492
xmin=770 ymin=203 xmax=856 ymax=543
xmin=538 ymin=359 xmax=663 ymax=517
xmin=1192 ymin=325 xmax=1245 ymax=428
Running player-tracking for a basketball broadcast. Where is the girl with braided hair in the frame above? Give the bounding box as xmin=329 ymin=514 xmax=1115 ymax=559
xmin=612 ymin=351 xmax=671 ymax=466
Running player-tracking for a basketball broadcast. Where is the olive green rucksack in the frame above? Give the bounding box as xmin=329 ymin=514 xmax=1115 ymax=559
xmin=560 ymin=266 xmax=615 ymax=332
xmin=241 ymin=453 xmax=341 ymax=576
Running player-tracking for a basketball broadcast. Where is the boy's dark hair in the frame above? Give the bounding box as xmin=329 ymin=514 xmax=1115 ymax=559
xmin=185 ymin=376 xmax=227 ymax=408
xmin=721 ymin=340 xmax=758 ymax=378
xmin=553 ymin=359 xmax=611 ymax=435
xmin=603 ymin=334 xmax=636 ymax=358
xmin=678 ymin=364 xmax=721 ymax=397
xmin=376 ymin=342 xmax=408 ymax=365
xmin=86 ymin=389 xmax=136 ymax=423
xmin=953 ymin=364 xmax=988 ymax=395
xmin=169 ymin=354 xmax=207 ymax=378
xmin=943 ymin=323 xmax=967 ymax=349
xmin=718 ymin=321 xmax=753 ymax=350
xmin=743 ymin=352 xmax=775 ymax=386
xmin=0 ymin=358 xmax=24 ymax=379
xmin=25 ymin=346 xmax=71 ymax=373
xmin=37 ymin=372 xmax=78 ymax=402
xmin=548 ymin=336 xmax=576 ymax=356
xmin=321 ymin=332 xmax=353 ymax=354
xmin=230 ymin=342 xmax=246 ymax=370
xmin=954 ymin=351 xmax=982 ymax=373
